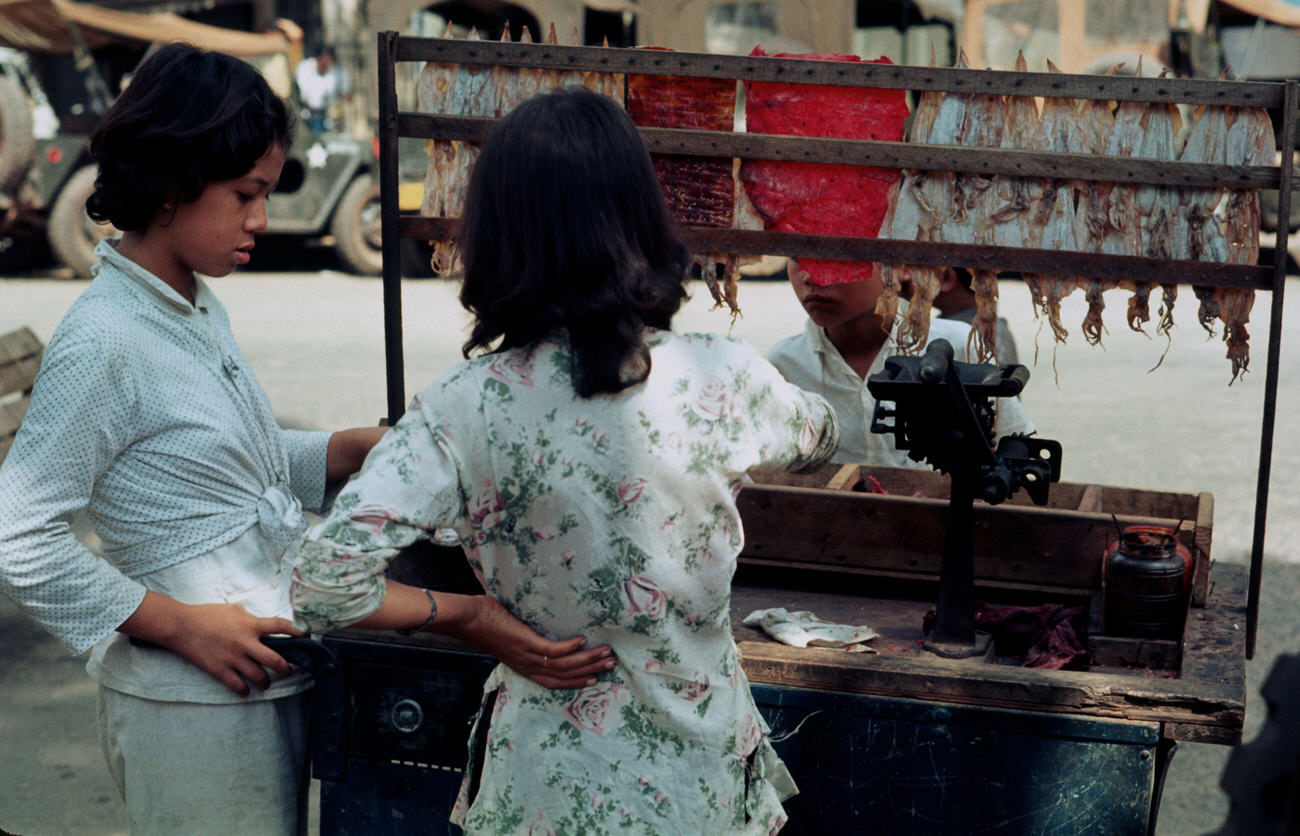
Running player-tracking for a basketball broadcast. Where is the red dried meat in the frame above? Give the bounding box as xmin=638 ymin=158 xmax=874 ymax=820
xmin=741 ymin=48 xmax=907 ymax=286
xmin=626 ymin=49 xmax=736 ymax=227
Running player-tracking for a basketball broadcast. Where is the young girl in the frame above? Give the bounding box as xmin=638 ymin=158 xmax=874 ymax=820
xmin=291 ymin=88 xmax=840 ymax=834
xmin=0 ymin=44 xmax=607 ymax=833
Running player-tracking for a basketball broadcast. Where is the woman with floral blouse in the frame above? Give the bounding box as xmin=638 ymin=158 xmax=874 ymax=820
xmin=291 ymin=88 xmax=838 ymax=835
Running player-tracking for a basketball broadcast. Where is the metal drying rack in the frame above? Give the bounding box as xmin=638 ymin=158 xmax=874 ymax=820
xmin=374 ymin=30 xmax=1297 ymax=657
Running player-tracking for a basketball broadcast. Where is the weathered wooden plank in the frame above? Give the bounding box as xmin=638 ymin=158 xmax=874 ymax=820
xmin=0 ymin=395 xmax=30 ymax=438
xmin=397 ymin=113 xmax=1287 ymax=191
xmin=0 ymin=327 xmax=43 ymax=401
xmin=391 ymin=37 xmax=1286 ymax=108
xmin=737 ymin=482 xmax=1205 ymax=592
xmin=1193 ymin=493 xmax=1215 ymax=607
xmin=730 ymin=564 xmax=1245 ymax=743
xmin=824 ymin=463 xmax=860 ymax=492
xmin=1088 ymin=635 xmax=1181 ymax=670
xmin=1076 ymin=484 xmax=1104 ymax=514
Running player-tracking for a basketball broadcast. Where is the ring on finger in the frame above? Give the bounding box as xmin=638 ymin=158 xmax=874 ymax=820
xmin=543 ymin=655 xmax=548 ymax=668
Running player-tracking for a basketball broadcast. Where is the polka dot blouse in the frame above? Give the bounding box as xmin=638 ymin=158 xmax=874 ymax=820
xmin=0 ymin=241 xmax=329 ymax=654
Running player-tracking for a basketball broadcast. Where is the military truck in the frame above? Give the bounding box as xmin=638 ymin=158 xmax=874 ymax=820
xmin=0 ymin=0 xmax=383 ymax=276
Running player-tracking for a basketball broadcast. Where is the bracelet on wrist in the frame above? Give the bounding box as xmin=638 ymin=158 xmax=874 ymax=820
xmin=397 ymin=588 xmax=437 ymax=636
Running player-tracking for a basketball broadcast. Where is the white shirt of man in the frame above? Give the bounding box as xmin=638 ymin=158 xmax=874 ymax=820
xmin=294 ymin=56 xmax=349 ymax=111
xmin=768 ymin=310 xmax=1035 ymax=467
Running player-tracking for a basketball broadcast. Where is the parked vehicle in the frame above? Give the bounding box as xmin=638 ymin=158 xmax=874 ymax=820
xmin=0 ymin=0 xmax=383 ymax=276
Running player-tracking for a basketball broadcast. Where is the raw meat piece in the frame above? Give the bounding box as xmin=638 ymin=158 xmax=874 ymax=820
xmin=628 ymin=47 xmax=739 ymax=311
xmin=741 ymin=47 xmax=907 ymax=298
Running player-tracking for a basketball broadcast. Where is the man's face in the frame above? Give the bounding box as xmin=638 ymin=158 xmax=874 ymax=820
xmin=787 ymin=259 xmax=883 ymax=331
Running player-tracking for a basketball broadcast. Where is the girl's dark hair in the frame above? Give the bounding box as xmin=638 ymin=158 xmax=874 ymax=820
xmin=87 ymin=43 xmax=293 ymax=231
xmin=457 ymin=88 xmax=691 ymax=397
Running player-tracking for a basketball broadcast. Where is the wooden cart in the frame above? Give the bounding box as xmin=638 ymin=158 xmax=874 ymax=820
xmin=303 ymin=31 xmax=1296 ymax=834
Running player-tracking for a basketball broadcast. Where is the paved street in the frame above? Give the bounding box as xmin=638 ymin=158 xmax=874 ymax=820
xmin=1 ymin=267 xmax=1298 ymax=834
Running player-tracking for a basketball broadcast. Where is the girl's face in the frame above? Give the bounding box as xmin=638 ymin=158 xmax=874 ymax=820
xmin=148 ymin=144 xmax=286 ymax=284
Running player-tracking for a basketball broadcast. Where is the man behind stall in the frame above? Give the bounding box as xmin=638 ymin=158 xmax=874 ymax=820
xmin=768 ymin=258 xmax=1034 ymax=466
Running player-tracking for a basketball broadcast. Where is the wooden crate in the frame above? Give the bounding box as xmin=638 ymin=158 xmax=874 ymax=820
xmin=739 ymin=461 xmax=1213 ymax=607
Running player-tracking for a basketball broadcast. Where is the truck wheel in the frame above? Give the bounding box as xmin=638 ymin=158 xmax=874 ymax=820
xmin=48 ymin=165 xmax=116 ymax=278
xmin=330 ymin=175 xmax=382 ymax=276
xmin=0 ymin=76 xmax=35 ymax=193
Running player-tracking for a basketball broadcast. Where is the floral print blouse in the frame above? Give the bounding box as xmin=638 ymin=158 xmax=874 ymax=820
xmin=292 ymin=329 xmax=838 ymax=835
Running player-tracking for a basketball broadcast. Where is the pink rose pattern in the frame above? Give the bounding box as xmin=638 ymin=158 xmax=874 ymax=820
xmin=297 ymin=332 xmax=833 ymax=834
xmin=623 ymin=575 xmax=667 ymax=620
xmin=564 ymin=682 xmax=630 ymax=736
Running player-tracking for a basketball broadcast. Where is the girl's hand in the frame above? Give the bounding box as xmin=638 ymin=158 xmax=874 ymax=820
xmin=167 ymin=603 xmax=306 ymax=696
xmin=120 ymin=591 xmax=305 ymax=697
xmin=460 ymin=596 xmax=615 ymax=690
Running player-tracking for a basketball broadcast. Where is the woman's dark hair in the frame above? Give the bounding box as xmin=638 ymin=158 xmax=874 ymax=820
xmin=457 ymin=88 xmax=691 ymax=397
xmin=87 ymin=43 xmax=293 ymax=231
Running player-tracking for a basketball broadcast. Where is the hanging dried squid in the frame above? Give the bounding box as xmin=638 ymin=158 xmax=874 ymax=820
xmin=1135 ymin=71 xmax=1182 ymax=341
xmin=876 ymin=52 xmax=944 ymax=333
xmin=1175 ymin=86 xmax=1230 ymax=336
xmin=898 ymin=53 xmax=969 ymax=353
xmin=1093 ymin=64 xmax=1147 ymax=343
xmin=989 ymin=53 xmax=1042 ymax=334
xmin=1067 ymin=64 xmax=1123 ymax=346
xmin=938 ymin=51 xmax=1005 ymax=362
xmin=1219 ymin=100 xmax=1275 ymax=382
xmin=1022 ymin=60 xmax=1078 ymax=349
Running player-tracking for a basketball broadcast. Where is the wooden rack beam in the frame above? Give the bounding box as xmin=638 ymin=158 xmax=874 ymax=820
xmin=393 ymin=37 xmax=1289 ymax=109
xmin=399 ymin=113 xmax=1291 ymax=191
xmin=400 ymin=217 xmax=1274 ymax=290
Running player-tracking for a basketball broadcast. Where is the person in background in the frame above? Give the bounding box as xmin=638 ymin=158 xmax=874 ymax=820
xmin=933 ymin=266 xmax=1020 ymax=366
xmin=0 ymin=44 xmax=607 ymax=834
xmin=294 ymin=44 xmax=350 ymax=134
xmin=291 ymin=88 xmax=839 ymax=834
xmin=768 ymin=258 xmax=1033 ymax=467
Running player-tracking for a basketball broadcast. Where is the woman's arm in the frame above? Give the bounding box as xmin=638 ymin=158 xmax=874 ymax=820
xmin=351 ymin=580 xmax=613 ymax=689
xmin=325 ymin=426 xmax=389 ymax=484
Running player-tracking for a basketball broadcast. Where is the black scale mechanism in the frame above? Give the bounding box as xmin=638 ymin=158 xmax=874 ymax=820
xmin=867 ymin=339 xmax=1062 ymax=659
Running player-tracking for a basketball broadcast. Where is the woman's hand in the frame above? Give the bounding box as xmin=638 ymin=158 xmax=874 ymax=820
xmin=120 ymin=590 xmax=305 ymax=697
xmin=459 ymin=595 xmax=615 ymax=690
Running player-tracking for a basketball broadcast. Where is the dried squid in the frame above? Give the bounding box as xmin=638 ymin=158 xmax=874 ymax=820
xmin=1068 ymin=64 xmax=1122 ymax=345
xmin=898 ymin=53 xmax=969 ymax=352
xmin=939 ymin=51 xmax=1005 ymax=362
xmin=1022 ymin=60 xmax=1078 ymax=349
xmin=1176 ymin=87 xmax=1229 ymax=336
xmin=990 ymin=53 xmax=1042 ymax=332
xmin=876 ymin=52 xmax=944 ymax=333
xmin=1135 ymin=71 xmax=1182 ymax=340
xmin=1219 ymin=101 xmax=1275 ymax=382
xmin=417 ymin=22 xmax=468 ymax=275
xmin=1094 ymin=64 xmax=1147 ymax=341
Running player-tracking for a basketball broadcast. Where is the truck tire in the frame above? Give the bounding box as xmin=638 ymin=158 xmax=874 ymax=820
xmin=48 ymin=165 xmax=116 ymax=278
xmin=0 ymin=76 xmax=35 ymax=193
xmin=330 ymin=175 xmax=382 ymax=276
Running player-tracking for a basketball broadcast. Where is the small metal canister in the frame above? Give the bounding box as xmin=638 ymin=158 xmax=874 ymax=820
xmin=1103 ymin=525 xmax=1193 ymax=640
